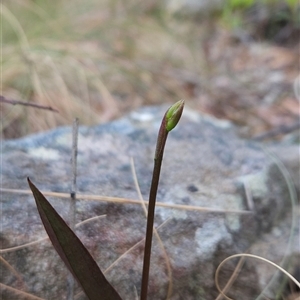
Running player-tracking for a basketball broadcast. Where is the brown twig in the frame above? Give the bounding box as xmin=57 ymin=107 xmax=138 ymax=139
xmin=0 ymin=95 xmax=59 ymax=113
xmin=67 ymin=118 xmax=79 ymax=300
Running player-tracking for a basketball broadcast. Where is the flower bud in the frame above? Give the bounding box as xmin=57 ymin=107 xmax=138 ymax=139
xmin=165 ymin=100 xmax=185 ymax=132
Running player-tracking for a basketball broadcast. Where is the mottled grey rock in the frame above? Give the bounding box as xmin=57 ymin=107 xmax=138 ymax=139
xmin=165 ymin=0 xmax=224 ymax=14
xmin=0 ymin=105 xmax=299 ymax=300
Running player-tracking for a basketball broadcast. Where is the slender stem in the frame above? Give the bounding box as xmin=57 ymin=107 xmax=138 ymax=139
xmin=140 ymin=131 xmax=168 ymax=300
xmin=140 ymin=100 xmax=184 ymax=300
xmin=140 ymin=111 xmax=169 ymax=300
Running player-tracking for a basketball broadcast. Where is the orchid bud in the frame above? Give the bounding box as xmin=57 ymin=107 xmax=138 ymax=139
xmin=165 ymin=100 xmax=185 ymax=132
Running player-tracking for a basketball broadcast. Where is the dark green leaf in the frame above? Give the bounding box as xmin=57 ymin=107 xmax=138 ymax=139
xmin=28 ymin=178 xmax=122 ymax=300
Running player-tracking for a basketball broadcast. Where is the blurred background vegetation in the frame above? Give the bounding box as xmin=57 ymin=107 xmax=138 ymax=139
xmin=1 ymin=0 xmax=299 ymax=139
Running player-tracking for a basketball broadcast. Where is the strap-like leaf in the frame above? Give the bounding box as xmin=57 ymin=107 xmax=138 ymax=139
xmin=28 ymin=178 xmax=122 ymax=300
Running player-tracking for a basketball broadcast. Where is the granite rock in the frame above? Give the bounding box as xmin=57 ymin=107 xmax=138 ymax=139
xmin=0 ymin=105 xmax=299 ymax=299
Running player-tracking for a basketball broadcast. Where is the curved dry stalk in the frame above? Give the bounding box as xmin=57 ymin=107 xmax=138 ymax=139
xmin=1 ymin=4 xmax=30 ymax=52
xmin=215 ymin=256 xmax=245 ymax=300
xmin=92 ymin=76 xmax=119 ymax=121
xmin=215 ymin=253 xmax=300 ymax=300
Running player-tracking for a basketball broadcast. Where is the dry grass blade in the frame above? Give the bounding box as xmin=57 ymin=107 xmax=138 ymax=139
xmin=1 ymin=0 xmax=206 ymax=139
xmin=257 ymin=147 xmax=299 ymax=299
xmin=0 ymin=282 xmax=45 ymax=300
xmin=215 ymin=256 xmax=245 ymax=300
xmin=0 ymin=215 xmax=106 ymax=254
xmin=1 ymin=4 xmax=30 ymax=51
xmin=0 ymin=237 xmax=49 ymax=254
xmin=0 ymin=256 xmax=26 ymax=290
xmin=103 ymin=218 xmax=170 ymax=276
xmin=0 ymin=187 xmax=252 ymax=214
xmin=215 ymin=147 xmax=299 ymax=300
xmin=215 ymin=254 xmax=300 ymax=300
xmin=74 ymin=217 xmax=170 ymax=299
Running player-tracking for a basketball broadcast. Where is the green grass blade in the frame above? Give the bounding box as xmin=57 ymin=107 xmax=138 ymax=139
xmin=28 ymin=178 xmax=122 ymax=300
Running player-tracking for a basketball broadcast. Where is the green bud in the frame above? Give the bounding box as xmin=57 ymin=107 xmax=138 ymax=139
xmin=165 ymin=100 xmax=185 ymax=132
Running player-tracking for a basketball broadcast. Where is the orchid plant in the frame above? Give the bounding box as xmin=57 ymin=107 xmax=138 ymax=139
xmin=28 ymin=100 xmax=185 ymax=300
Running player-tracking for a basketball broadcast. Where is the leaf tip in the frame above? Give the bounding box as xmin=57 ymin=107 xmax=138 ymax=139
xmin=27 ymin=177 xmax=35 ymax=189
